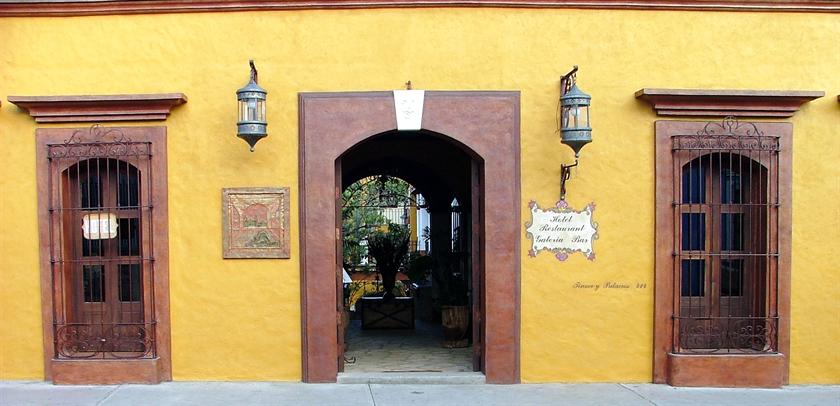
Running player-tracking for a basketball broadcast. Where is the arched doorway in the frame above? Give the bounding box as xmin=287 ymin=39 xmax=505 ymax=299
xmin=299 ymin=91 xmax=520 ymax=383
xmin=339 ymin=131 xmax=479 ymax=375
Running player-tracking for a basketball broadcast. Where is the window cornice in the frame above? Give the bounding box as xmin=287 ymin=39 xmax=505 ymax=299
xmin=635 ymin=88 xmax=824 ymax=118
xmin=0 ymin=0 xmax=837 ymax=17
xmin=7 ymin=93 xmax=187 ymax=123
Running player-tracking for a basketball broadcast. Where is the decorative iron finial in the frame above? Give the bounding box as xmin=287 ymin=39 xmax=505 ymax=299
xmin=249 ymin=59 xmax=258 ymax=84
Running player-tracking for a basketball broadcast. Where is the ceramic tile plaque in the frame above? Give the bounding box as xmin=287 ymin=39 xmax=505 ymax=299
xmin=525 ymin=200 xmax=598 ymax=261
xmin=222 ymin=187 xmax=290 ymax=259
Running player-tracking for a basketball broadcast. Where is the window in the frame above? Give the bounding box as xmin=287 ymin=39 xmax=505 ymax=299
xmin=676 ymin=152 xmax=774 ymax=351
xmin=43 ymin=126 xmax=162 ymax=361
xmin=25 ymin=95 xmax=180 ymax=384
xmin=653 ymin=117 xmax=792 ymax=386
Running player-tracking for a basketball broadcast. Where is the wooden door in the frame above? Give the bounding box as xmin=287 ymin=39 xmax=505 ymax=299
xmin=677 ymin=153 xmax=769 ymax=350
xmin=64 ymin=158 xmax=145 ymax=353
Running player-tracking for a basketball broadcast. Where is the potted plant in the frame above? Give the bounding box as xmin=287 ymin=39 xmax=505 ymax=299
xmin=432 ymin=251 xmax=470 ymax=348
xmin=359 ymin=224 xmax=413 ymax=329
xmin=367 ymin=223 xmax=410 ymax=300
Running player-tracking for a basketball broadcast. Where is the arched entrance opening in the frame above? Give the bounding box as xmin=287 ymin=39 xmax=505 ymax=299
xmin=338 ymin=131 xmax=480 ymax=375
xmin=299 ymin=91 xmax=520 ymax=383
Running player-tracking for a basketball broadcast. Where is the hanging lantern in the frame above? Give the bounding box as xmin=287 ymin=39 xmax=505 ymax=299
xmin=559 ymin=82 xmax=592 ymax=158
xmin=236 ymin=60 xmax=267 ymax=152
xmin=557 ymin=66 xmax=594 ymax=201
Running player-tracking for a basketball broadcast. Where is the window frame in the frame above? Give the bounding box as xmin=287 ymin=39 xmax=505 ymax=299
xmin=653 ymin=119 xmax=792 ymax=387
xmin=36 ymin=126 xmax=171 ymax=384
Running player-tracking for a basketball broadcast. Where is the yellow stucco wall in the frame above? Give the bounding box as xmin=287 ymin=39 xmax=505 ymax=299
xmin=0 ymin=8 xmax=838 ymax=383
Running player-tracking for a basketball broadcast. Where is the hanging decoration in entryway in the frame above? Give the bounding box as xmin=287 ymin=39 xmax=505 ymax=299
xmin=525 ymin=200 xmax=598 ymax=261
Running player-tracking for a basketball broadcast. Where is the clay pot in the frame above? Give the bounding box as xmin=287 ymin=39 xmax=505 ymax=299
xmin=441 ymin=305 xmax=469 ymax=348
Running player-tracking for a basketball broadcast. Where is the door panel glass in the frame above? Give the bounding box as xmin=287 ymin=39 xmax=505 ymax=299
xmin=80 ymin=174 xmax=102 ymax=209
xmin=82 ymin=265 xmax=105 ymax=302
xmin=721 ymin=213 xmax=744 ymax=251
xmin=82 ymin=239 xmax=103 ymax=257
xmin=720 ymin=259 xmax=744 ymax=297
xmin=118 ymin=218 xmax=140 ymax=256
xmin=682 ymin=164 xmax=705 ymax=204
xmin=117 ymin=171 xmax=139 ymax=208
xmin=681 ymin=213 xmax=705 ymax=251
xmin=681 ymin=260 xmax=705 ymax=297
xmin=721 ymin=169 xmax=742 ymax=204
xmin=118 ymin=264 xmax=142 ymax=302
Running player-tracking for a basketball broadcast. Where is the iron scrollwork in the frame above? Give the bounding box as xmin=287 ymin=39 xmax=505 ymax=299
xmin=55 ymin=323 xmax=155 ymax=359
xmin=674 ymin=116 xmax=779 ymax=152
xmin=677 ymin=317 xmax=777 ymax=354
xmin=48 ymin=124 xmax=151 ymax=159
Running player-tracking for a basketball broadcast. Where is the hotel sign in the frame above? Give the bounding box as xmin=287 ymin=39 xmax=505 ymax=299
xmin=525 ymin=200 xmax=598 ymax=261
xmin=82 ymin=212 xmax=119 ymax=240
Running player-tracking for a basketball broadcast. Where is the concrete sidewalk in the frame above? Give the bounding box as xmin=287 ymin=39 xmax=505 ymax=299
xmin=1 ymin=381 xmax=838 ymax=406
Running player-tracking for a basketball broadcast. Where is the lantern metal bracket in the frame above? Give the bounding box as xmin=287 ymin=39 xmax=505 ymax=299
xmin=560 ymin=158 xmax=578 ymax=201
xmin=559 ymin=64 xmax=580 ymax=201
xmin=560 ymin=65 xmax=578 ymax=96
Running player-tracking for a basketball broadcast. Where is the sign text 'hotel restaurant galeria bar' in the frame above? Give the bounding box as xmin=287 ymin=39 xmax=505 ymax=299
xmin=0 ymin=0 xmax=838 ymax=388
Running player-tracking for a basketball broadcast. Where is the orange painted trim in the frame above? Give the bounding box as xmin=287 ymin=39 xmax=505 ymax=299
xmin=667 ymin=353 xmax=785 ymax=387
xmin=51 ymin=358 xmax=164 ymax=385
xmin=0 ymin=0 xmax=837 ymax=17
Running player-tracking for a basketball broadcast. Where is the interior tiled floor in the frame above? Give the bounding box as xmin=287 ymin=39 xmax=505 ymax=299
xmin=343 ymin=319 xmax=473 ymax=373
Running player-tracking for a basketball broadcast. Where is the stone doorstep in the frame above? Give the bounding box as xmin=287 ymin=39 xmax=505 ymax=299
xmin=337 ymin=372 xmax=486 ymax=385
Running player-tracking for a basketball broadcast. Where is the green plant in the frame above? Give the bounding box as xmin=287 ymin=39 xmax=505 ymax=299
xmin=367 ymin=223 xmax=410 ymax=300
xmin=341 ymin=176 xmax=411 ymax=270
xmin=405 ymin=252 xmax=433 ymax=282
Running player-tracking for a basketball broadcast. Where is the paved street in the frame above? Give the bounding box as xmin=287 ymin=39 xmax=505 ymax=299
xmin=1 ymin=381 xmax=838 ymax=406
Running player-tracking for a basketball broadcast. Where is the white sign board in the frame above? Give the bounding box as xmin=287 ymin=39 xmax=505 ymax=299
xmin=82 ymin=212 xmax=119 ymax=240
xmin=525 ymin=200 xmax=598 ymax=261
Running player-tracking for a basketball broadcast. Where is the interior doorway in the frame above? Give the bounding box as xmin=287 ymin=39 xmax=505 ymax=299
xmin=299 ymin=91 xmax=520 ymax=383
xmin=337 ymin=132 xmax=480 ymax=374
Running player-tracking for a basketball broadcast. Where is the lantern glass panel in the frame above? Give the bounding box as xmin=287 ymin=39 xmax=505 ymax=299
xmin=247 ymin=99 xmax=258 ymax=121
xmin=561 ymin=102 xmax=590 ymax=130
xmin=258 ymin=99 xmax=266 ymax=122
xmin=581 ymin=104 xmax=590 ymax=128
xmin=561 ymin=105 xmax=571 ymax=129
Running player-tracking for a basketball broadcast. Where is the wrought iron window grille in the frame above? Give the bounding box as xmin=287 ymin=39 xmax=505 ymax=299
xmin=670 ymin=117 xmax=780 ymax=355
xmin=47 ymin=125 xmax=158 ymax=360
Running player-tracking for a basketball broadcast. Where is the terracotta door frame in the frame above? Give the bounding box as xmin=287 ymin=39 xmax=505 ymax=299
xmin=299 ymin=91 xmax=520 ymax=383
